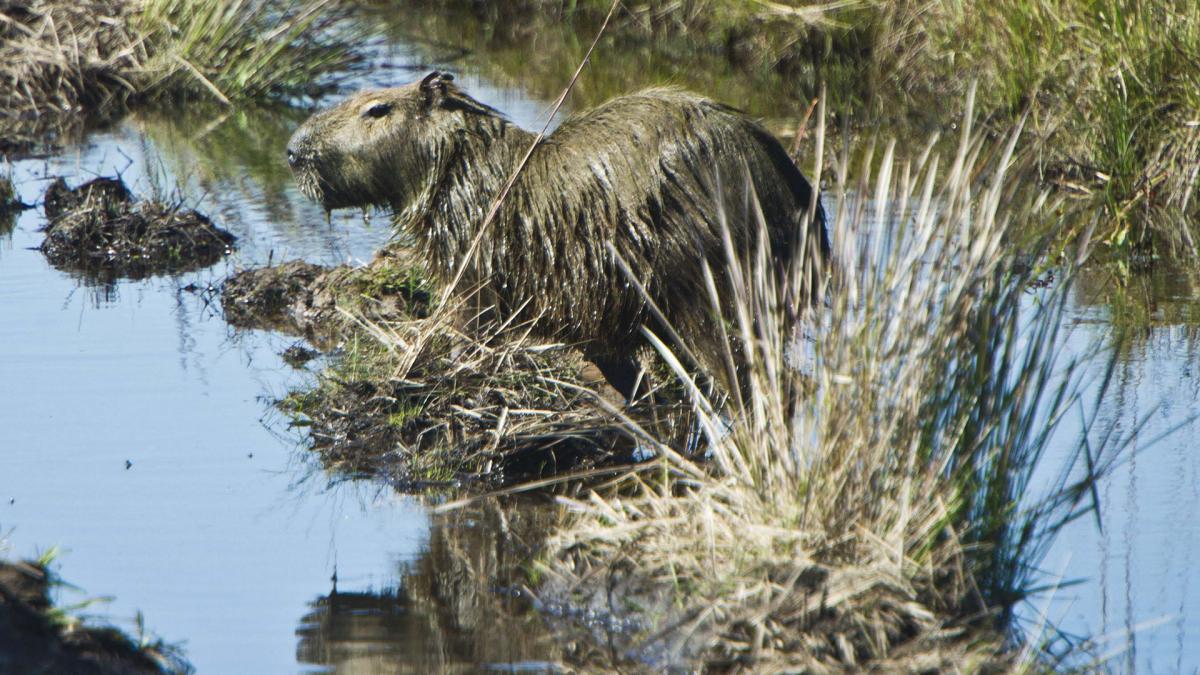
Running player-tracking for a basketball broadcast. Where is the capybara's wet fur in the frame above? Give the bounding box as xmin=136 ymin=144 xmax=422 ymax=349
xmin=288 ymin=72 xmax=828 ymax=396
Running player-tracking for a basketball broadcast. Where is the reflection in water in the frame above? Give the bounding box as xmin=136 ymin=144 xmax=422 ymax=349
xmin=296 ymin=502 xmax=582 ymax=673
xmin=1039 ymin=262 xmax=1200 ymax=672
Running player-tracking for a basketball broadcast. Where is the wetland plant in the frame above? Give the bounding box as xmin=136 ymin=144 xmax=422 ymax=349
xmin=539 ymin=95 xmax=1120 ymax=670
xmin=0 ymin=0 xmax=361 ymax=146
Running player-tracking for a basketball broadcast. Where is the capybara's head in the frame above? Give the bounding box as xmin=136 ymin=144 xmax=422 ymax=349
xmin=286 ymin=71 xmax=496 ymax=211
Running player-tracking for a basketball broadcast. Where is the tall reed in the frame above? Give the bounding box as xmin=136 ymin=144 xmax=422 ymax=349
xmin=540 ymin=92 xmax=1118 ymax=669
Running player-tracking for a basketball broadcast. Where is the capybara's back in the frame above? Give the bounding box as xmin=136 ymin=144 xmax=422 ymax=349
xmin=287 ymin=72 xmax=828 ymax=394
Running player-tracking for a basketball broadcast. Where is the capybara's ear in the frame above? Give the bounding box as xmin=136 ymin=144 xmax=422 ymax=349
xmin=419 ymin=71 xmax=453 ymax=108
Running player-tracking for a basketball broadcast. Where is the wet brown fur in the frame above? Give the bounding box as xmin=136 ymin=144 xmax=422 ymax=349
xmin=288 ymin=73 xmax=828 ymax=393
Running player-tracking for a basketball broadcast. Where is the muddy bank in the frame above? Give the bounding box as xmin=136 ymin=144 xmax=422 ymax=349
xmin=221 ymin=249 xmax=428 ymax=341
xmin=223 ymin=252 xmax=647 ymax=486
xmin=0 ymin=559 xmax=188 ymax=674
xmin=38 ymin=176 xmax=235 ymax=281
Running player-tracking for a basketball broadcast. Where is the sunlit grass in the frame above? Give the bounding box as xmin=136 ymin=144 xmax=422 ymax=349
xmin=537 ymin=93 xmax=1122 ymax=669
xmin=135 ymin=0 xmax=363 ymax=103
xmin=0 ymin=0 xmax=362 ymax=145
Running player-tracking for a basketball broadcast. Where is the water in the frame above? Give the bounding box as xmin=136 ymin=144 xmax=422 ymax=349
xmin=1035 ymin=268 xmax=1200 ymax=672
xmin=0 ymin=30 xmax=572 ymax=672
xmin=2 ymin=5 xmax=1200 ymax=672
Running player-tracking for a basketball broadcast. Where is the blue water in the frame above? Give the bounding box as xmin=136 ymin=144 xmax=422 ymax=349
xmin=0 ymin=28 xmax=578 ymax=669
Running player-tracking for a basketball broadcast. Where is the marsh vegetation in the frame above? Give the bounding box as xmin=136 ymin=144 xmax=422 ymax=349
xmin=2 ymin=0 xmax=1197 ymax=671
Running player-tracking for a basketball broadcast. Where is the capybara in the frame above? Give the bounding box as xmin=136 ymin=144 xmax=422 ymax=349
xmin=287 ymin=72 xmax=828 ymax=397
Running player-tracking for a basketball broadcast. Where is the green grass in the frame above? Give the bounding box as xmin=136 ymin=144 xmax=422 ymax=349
xmin=0 ymin=0 xmax=364 ymax=146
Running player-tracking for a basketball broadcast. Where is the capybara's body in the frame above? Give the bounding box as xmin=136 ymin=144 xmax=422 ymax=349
xmin=288 ymin=72 xmax=828 ymax=393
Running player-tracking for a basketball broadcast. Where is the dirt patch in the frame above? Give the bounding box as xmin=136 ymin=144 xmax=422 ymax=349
xmin=38 ymin=176 xmax=235 ymax=281
xmin=0 ymin=559 xmax=188 ymax=674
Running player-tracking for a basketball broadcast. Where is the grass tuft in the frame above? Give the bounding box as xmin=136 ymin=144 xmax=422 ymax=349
xmin=536 ymin=96 xmax=1122 ymax=670
xmin=0 ymin=0 xmax=363 ymax=148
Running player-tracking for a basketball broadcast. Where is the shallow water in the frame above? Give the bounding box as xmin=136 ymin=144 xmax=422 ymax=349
xmin=2 ymin=5 xmax=1200 ymax=672
xmin=0 ymin=36 xmax=573 ymax=672
xmin=1035 ymin=268 xmax=1200 ymax=672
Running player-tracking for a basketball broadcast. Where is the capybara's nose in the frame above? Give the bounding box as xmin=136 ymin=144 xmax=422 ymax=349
xmin=286 ymin=127 xmax=307 ymax=168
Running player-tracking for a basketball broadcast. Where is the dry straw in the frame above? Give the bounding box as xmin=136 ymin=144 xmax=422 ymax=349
xmin=536 ymin=86 xmax=1122 ymax=670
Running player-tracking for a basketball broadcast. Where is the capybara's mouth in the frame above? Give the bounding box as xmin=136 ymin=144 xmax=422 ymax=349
xmin=291 ymin=166 xmax=325 ymax=206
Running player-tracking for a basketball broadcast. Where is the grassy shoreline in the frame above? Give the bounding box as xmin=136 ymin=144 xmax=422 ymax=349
xmin=0 ymin=0 xmax=362 ymax=151
xmin=4 ymin=0 xmax=1165 ymax=669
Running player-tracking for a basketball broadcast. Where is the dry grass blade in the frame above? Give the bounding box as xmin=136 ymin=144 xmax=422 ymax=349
xmin=538 ymin=96 xmax=1126 ymax=670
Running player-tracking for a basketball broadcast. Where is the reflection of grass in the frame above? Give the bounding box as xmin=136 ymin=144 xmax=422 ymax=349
xmin=133 ymin=104 xmax=307 ymax=210
xmin=1075 ymin=261 xmax=1200 ymax=350
xmin=0 ymin=172 xmax=19 ymax=236
xmin=540 ymin=102 xmax=1121 ymax=669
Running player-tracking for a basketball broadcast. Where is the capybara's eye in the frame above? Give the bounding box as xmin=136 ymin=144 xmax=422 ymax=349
xmin=362 ymin=102 xmax=392 ymax=119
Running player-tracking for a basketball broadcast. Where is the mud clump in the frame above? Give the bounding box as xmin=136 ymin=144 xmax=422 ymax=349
xmin=220 ymin=250 xmax=429 ymax=341
xmin=0 ymin=559 xmax=188 ymax=674
xmin=276 ymin=328 xmax=632 ymax=487
xmin=39 ymin=176 xmax=235 ymax=280
xmin=224 ymin=253 xmax=636 ymax=486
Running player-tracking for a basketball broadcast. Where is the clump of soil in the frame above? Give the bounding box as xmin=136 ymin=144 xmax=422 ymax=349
xmin=277 ymin=314 xmax=635 ymax=488
xmin=223 ymin=250 xmax=686 ymax=487
xmin=221 ymin=248 xmax=429 ymax=341
xmin=39 ymin=176 xmax=235 ymax=280
xmin=0 ymin=559 xmax=189 ymax=674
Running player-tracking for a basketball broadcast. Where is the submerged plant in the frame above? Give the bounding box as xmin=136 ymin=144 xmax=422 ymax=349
xmin=539 ymin=92 xmax=1121 ymax=670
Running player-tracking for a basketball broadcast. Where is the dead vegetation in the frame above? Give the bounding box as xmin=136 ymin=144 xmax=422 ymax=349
xmin=223 ymin=249 xmax=654 ymax=486
xmin=39 ymin=176 xmax=235 ymax=281
xmin=275 ymin=302 xmax=638 ymax=487
xmin=0 ymin=0 xmax=361 ymax=154
xmin=0 ymin=0 xmax=142 ymax=151
xmin=532 ymin=98 xmax=1121 ymax=671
